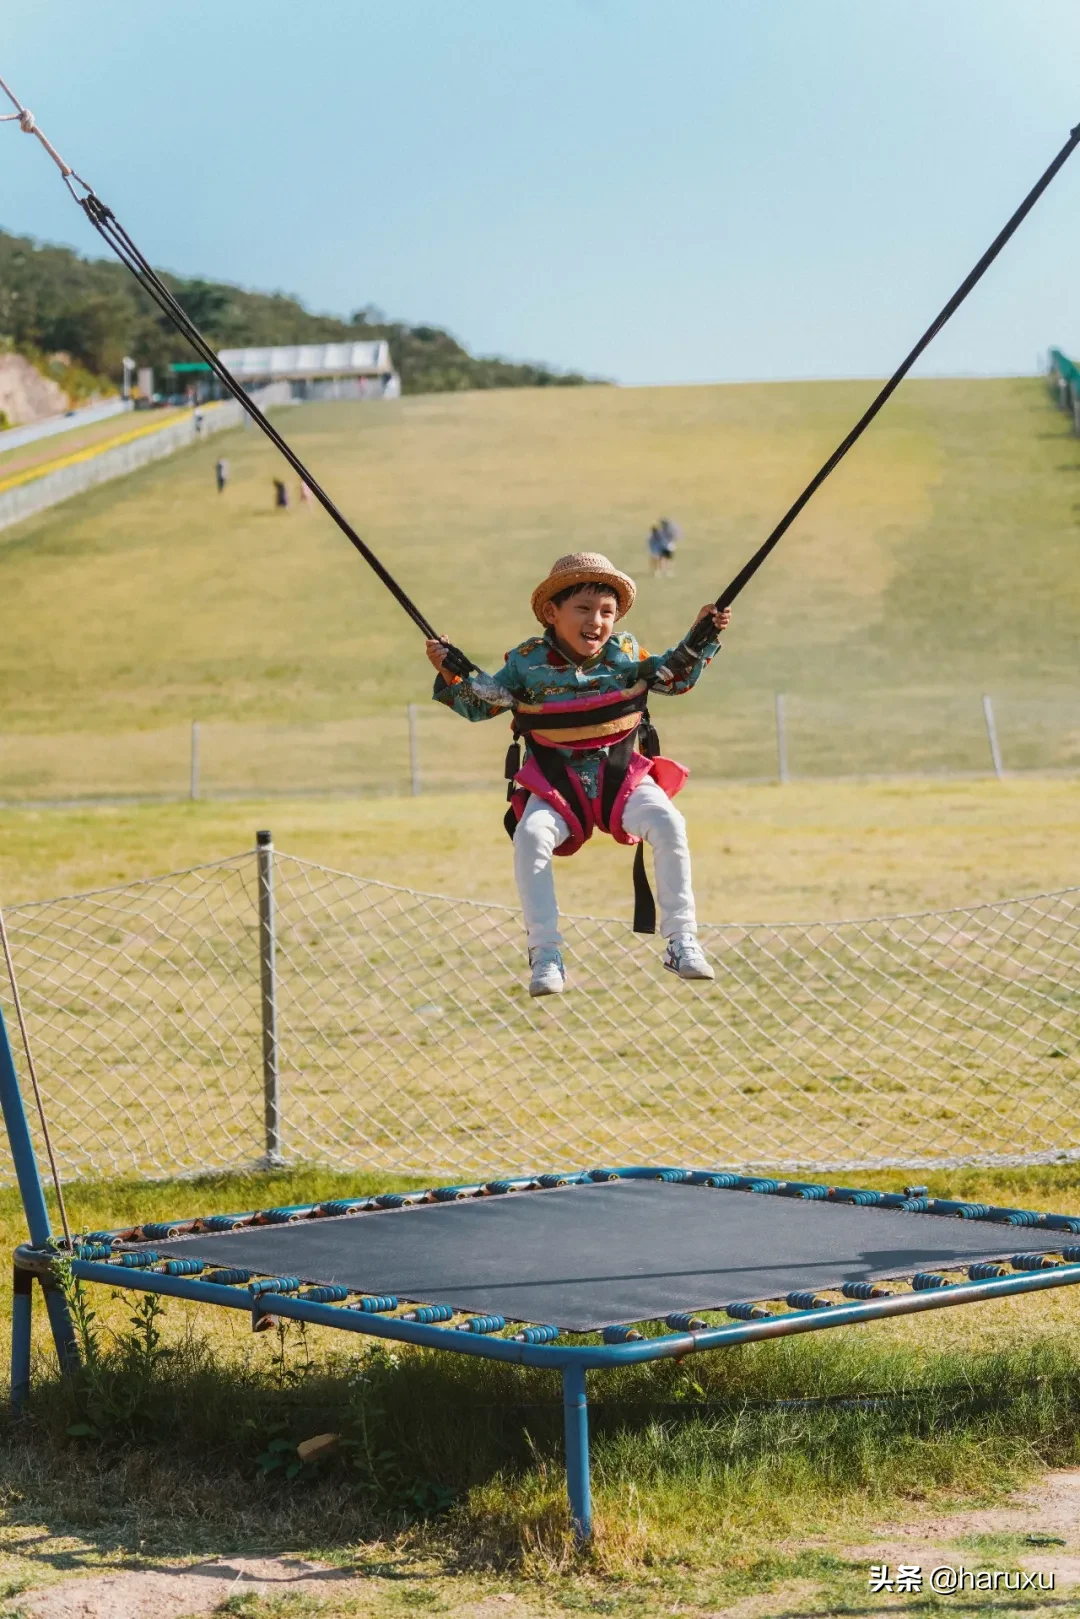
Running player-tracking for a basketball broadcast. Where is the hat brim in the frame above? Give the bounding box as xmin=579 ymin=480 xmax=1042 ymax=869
xmin=531 ymin=567 xmax=636 ymax=625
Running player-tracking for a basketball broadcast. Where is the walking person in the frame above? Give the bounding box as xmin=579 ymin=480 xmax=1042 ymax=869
xmin=273 ymin=478 xmax=289 ymax=510
xmin=215 ymin=458 xmax=228 ymax=494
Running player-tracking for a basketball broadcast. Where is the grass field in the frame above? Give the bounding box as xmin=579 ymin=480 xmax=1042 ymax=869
xmin=2 ymin=380 xmax=1080 ymax=1613
xmin=0 ymin=377 xmax=1078 ymax=740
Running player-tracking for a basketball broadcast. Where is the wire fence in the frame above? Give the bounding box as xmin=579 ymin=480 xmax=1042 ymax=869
xmin=3 ymin=689 xmax=1080 ymax=805
xmin=3 ymin=840 xmax=1080 ymax=1184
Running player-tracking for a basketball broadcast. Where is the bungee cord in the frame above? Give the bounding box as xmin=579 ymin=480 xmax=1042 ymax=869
xmin=671 ymin=117 xmax=1080 ymax=662
xmin=0 ymin=75 xmax=478 ymax=679
xmin=3 ymin=75 xmax=1078 ymax=669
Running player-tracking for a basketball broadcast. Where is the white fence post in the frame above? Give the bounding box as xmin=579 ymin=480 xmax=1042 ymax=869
xmin=408 ymin=703 xmax=420 ymax=796
xmin=775 ymin=693 xmax=789 ymax=784
xmin=189 ymin=721 xmax=200 ymax=801
xmin=982 ymin=694 xmax=1004 ymax=780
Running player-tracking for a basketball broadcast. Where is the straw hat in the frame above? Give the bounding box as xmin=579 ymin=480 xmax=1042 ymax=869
xmin=530 ymin=551 xmax=636 ymax=625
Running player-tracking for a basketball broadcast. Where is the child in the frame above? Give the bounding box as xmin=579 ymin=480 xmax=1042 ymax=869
xmin=426 ymin=552 xmax=729 ymax=997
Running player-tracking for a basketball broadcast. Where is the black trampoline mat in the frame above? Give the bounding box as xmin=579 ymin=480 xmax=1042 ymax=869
xmin=136 ymin=1181 xmax=1070 ymax=1331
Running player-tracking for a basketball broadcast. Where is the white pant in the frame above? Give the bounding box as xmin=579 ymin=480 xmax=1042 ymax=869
xmin=513 ymin=776 xmax=696 ymax=950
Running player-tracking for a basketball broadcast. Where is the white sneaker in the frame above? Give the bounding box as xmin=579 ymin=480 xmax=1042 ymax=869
xmin=663 ymin=935 xmax=715 ymax=981
xmin=528 ymin=947 xmax=566 ymax=997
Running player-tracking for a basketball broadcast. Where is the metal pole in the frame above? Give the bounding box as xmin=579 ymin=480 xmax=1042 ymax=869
xmin=775 ymin=693 xmax=789 ymax=784
xmin=0 ymin=1004 xmax=77 ymax=1374
xmin=11 ymin=1267 xmax=32 ymax=1410
xmin=256 ymin=830 xmax=282 ymax=1166
xmin=982 ymin=694 xmax=1004 ymax=780
xmin=189 ymin=720 xmax=200 ymax=801
xmin=562 ymin=1363 xmax=592 ymax=1542
xmin=407 ymin=703 xmax=420 ymax=796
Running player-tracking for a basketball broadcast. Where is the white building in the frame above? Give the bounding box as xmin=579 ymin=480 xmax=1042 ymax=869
xmin=217 ymin=341 xmax=400 ymax=400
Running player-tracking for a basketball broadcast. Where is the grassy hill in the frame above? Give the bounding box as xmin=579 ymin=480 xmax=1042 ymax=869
xmin=0 ymin=374 xmax=1077 ymax=779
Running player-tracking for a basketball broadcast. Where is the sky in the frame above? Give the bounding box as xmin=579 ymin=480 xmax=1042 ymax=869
xmin=4 ymin=1 xmax=1080 ymax=386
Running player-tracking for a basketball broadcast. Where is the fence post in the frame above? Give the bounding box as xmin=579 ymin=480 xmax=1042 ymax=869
xmin=982 ymin=695 xmax=1004 ymax=780
xmin=256 ymin=830 xmax=282 ymax=1166
xmin=189 ymin=721 xmax=200 ymax=801
xmin=775 ymin=693 xmax=789 ymax=784
xmin=407 ymin=703 xmax=420 ymax=796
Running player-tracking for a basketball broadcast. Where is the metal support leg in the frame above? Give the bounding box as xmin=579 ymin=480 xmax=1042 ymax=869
xmin=562 ymin=1363 xmax=592 ymax=1542
xmin=11 ymin=1267 xmax=32 ymax=1410
xmin=42 ymin=1279 xmax=79 ymax=1375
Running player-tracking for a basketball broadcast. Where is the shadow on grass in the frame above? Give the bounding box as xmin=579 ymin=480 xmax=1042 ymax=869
xmin=4 ymin=1317 xmax=1080 ymax=1581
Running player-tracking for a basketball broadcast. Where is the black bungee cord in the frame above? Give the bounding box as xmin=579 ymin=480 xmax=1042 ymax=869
xmin=0 ymin=76 xmax=478 ymax=679
xmin=4 ymin=76 xmax=1078 ymax=675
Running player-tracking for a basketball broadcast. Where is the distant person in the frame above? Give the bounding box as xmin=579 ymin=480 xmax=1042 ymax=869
xmin=647 ymin=517 xmax=679 ymax=576
xmin=193 ymin=405 xmax=204 ymax=435
xmin=215 ymin=458 xmax=228 ymax=494
xmin=298 ymin=481 xmax=312 ymax=506
xmin=273 ymin=478 xmax=289 ymax=509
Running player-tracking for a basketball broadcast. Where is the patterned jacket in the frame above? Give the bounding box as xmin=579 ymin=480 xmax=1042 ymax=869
xmin=433 ymin=624 xmax=720 ymax=795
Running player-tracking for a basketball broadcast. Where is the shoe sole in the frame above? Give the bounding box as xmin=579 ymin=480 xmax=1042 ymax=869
xmin=529 ymin=980 xmax=566 ymax=997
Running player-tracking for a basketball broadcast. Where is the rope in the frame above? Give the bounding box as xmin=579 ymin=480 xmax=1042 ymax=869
xmin=669 ymin=118 xmax=1080 ymax=659
xmin=0 ymin=74 xmax=477 ymax=682
xmin=0 ymin=905 xmax=72 ymax=1246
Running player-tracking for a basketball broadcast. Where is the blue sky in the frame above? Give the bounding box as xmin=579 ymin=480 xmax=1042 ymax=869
xmin=4 ymin=1 xmax=1080 ymax=385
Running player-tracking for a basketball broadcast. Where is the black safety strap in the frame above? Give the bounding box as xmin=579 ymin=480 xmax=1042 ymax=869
xmin=675 ymin=117 xmax=1080 ymax=663
xmin=76 ymin=191 xmax=479 ymax=680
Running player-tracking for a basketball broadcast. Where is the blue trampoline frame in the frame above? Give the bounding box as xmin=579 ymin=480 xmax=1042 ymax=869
xmin=6 ymin=1003 xmax=1080 ymax=1541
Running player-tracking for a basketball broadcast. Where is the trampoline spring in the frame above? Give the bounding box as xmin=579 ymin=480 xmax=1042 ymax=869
xmin=952 ymin=1204 xmax=991 ymax=1219
xmin=602 ymin=1325 xmax=643 ymax=1343
xmin=536 ymin=1174 xmax=573 ymax=1189
xmin=201 ymin=1214 xmax=249 ymax=1231
xmin=432 ymin=1187 xmax=471 ymax=1201
xmin=665 ymin=1312 xmax=707 ymax=1331
xmin=726 ymin=1301 xmax=770 ymax=1321
xmin=248 ymin=1276 xmax=301 ymax=1296
xmin=355 ymin=1295 xmax=398 ymax=1313
xmin=1011 ymin=1253 xmax=1059 ymax=1271
xmin=746 ymin=1178 xmax=780 ymax=1194
xmin=912 ymin=1272 xmax=954 ymax=1290
xmin=827 ymin=1186 xmax=867 ymax=1203
xmin=968 ymin=1262 xmax=1009 ymax=1280
xmin=317 ymin=1200 xmax=366 ymax=1216
xmin=205 ymin=1268 xmax=254 ymax=1285
xmin=1042 ymin=1215 xmax=1080 ymax=1234
xmin=841 ymin=1281 xmax=890 ymax=1300
xmin=514 ymin=1324 xmax=560 ymax=1343
xmin=786 ymin=1292 xmax=832 ymax=1311
xmin=138 ymin=1222 xmax=190 ymax=1240
xmin=653 ymin=1169 xmax=688 ymax=1183
xmin=374 ymin=1194 xmax=410 ymax=1209
xmin=794 ymin=1185 xmax=829 ymax=1200
xmin=903 ymin=1186 xmax=929 ymax=1199
xmin=458 ymin=1315 xmax=506 ymax=1334
xmin=114 ymin=1250 xmax=161 ymax=1268
xmin=73 ymin=1243 xmax=113 ymax=1260
xmin=483 ymin=1181 xmax=518 ymax=1195
xmin=900 ymin=1198 xmax=931 ymax=1213
xmin=299 ymin=1285 xmax=350 ymax=1303
xmin=84 ymin=1231 xmax=118 ymax=1244
xmin=690 ymin=1172 xmax=742 ymax=1188
xmin=161 ymin=1258 xmax=205 ymax=1276
xmin=402 ymin=1304 xmax=455 ymax=1324
xmin=1062 ymin=1247 xmax=1080 ymax=1264
xmin=1001 ymin=1210 xmax=1041 ymax=1227
xmin=841 ymin=1191 xmax=882 ymax=1207
xmin=588 ymin=1170 xmax=621 ymax=1182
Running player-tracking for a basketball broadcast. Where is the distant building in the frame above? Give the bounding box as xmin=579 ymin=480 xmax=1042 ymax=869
xmin=215 ymin=341 xmax=400 ymax=401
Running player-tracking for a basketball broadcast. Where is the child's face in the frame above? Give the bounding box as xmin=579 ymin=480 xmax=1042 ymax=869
xmin=543 ymin=587 xmax=618 ymax=660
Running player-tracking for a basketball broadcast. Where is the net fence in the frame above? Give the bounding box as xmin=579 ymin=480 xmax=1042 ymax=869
xmin=4 ymin=846 xmax=1080 ymax=1181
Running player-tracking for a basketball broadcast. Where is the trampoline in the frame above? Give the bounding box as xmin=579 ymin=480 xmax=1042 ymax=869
xmin=7 ymin=1003 xmax=1080 ymax=1540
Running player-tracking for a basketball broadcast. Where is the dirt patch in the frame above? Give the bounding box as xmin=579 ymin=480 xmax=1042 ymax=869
xmin=0 ymin=355 xmax=67 ymax=428
xmin=13 ymin=1555 xmax=357 ymax=1619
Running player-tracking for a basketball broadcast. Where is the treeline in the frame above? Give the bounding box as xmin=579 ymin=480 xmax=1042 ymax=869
xmin=0 ymin=228 xmax=596 ymax=395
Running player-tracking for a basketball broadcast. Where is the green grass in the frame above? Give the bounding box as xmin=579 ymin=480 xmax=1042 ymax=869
xmin=4 ymin=1165 xmax=1080 ymax=1612
xmin=0 ymin=378 xmax=1077 ymax=741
